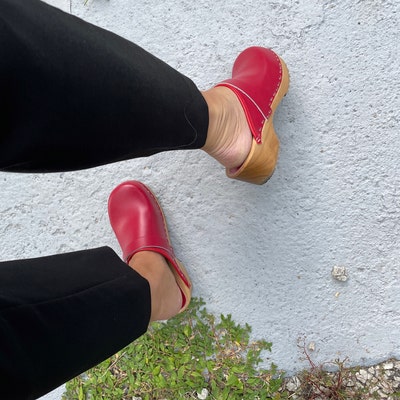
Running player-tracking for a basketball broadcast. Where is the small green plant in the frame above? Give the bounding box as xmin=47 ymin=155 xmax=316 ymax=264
xmin=63 ymin=298 xmax=285 ymax=400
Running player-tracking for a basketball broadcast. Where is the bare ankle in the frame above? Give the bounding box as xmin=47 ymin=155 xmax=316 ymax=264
xmin=128 ymin=251 xmax=182 ymax=321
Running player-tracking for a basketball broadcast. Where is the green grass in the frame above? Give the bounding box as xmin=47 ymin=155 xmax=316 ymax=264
xmin=63 ymin=298 xmax=285 ymax=400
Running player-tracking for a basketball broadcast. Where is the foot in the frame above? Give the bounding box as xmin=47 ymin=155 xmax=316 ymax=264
xmin=201 ymin=87 xmax=252 ymax=173
xmin=108 ymin=181 xmax=192 ymax=319
xmin=202 ymin=47 xmax=289 ymax=184
xmin=128 ymin=251 xmax=182 ymax=321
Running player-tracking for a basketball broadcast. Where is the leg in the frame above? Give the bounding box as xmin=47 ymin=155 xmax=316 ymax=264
xmin=0 ymin=247 xmax=151 ymax=399
xmin=0 ymin=1 xmax=288 ymax=185
xmin=0 ymin=178 xmax=189 ymax=399
xmin=0 ymin=245 xmax=182 ymax=399
xmin=0 ymin=0 xmax=208 ymax=172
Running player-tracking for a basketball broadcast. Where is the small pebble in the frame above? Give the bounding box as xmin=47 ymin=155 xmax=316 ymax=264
xmin=331 ymin=266 xmax=348 ymax=281
xmin=197 ymin=388 xmax=209 ymax=400
xmin=383 ymin=362 xmax=394 ymax=370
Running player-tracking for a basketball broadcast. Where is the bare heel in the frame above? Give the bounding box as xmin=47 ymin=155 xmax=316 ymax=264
xmin=226 ymin=123 xmax=279 ymax=184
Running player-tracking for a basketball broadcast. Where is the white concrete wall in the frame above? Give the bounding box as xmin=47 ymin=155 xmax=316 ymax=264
xmin=3 ymin=0 xmax=399 ymax=398
xmin=42 ymin=0 xmax=70 ymax=12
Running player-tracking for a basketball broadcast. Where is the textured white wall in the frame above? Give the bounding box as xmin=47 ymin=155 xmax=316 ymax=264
xmin=42 ymin=0 xmax=70 ymax=12
xmin=3 ymin=1 xmax=399 ymax=399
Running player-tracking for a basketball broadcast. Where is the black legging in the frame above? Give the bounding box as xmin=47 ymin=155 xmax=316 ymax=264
xmin=0 ymin=0 xmax=209 ymax=398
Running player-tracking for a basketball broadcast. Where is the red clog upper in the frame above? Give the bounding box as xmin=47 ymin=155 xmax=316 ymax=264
xmin=216 ymin=46 xmax=283 ymax=144
xmin=108 ymin=181 xmax=189 ymax=288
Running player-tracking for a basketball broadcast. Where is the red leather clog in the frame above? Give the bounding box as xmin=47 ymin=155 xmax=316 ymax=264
xmin=216 ymin=46 xmax=289 ymax=184
xmin=108 ymin=180 xmax=191 ymax=313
